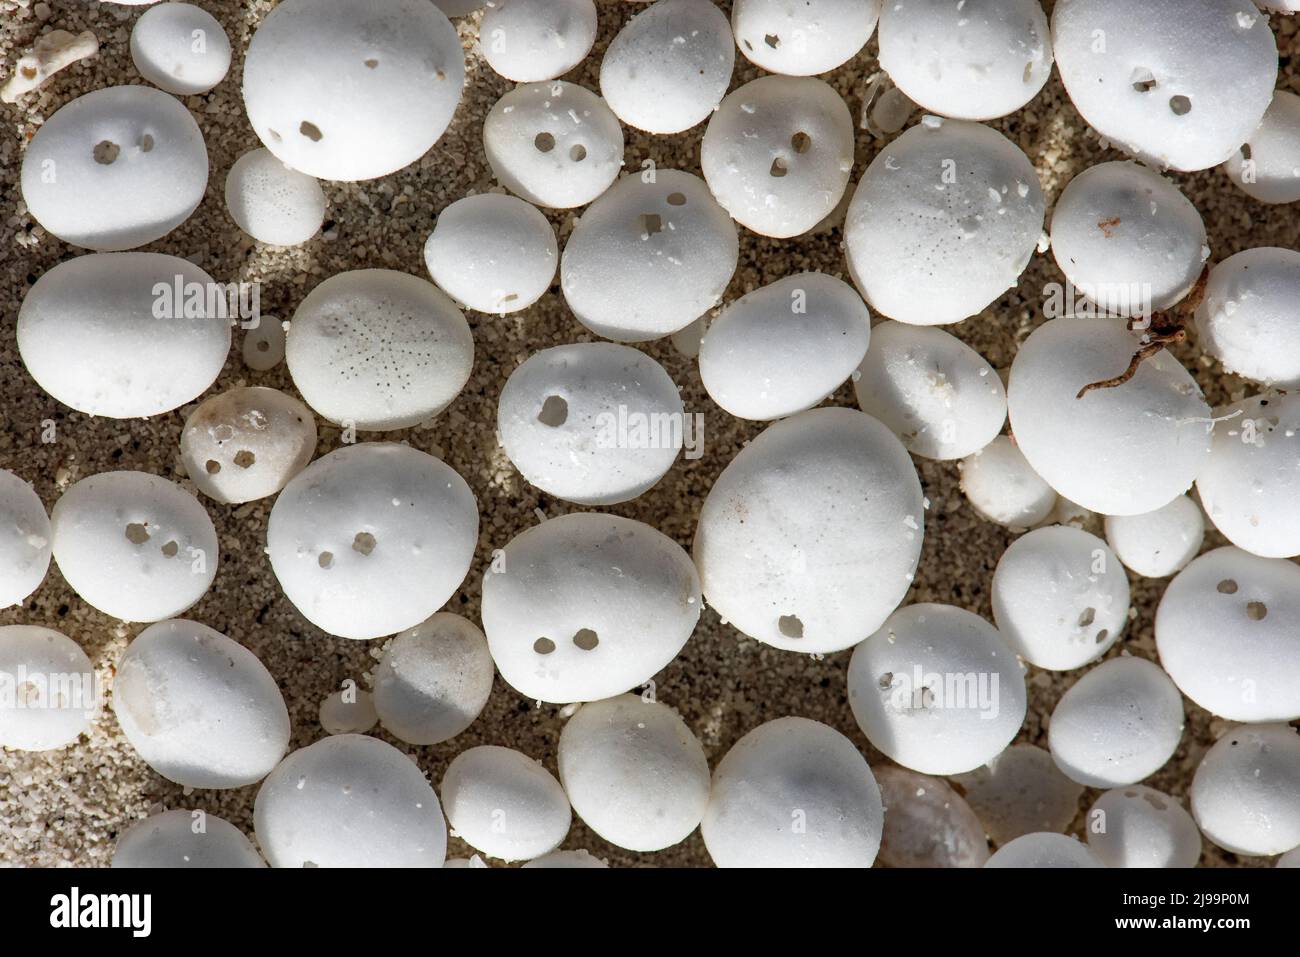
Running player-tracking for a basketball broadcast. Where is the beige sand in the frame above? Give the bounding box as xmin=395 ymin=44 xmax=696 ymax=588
xmin=2 ymin=0 xmax=1297 ymax=867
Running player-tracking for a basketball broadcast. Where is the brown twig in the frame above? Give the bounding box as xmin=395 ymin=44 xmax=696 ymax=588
xmin=1075 ymin=265 xmax=1210 ymax=400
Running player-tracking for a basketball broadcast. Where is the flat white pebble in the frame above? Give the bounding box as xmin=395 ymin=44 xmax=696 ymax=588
xmin=1103 ymin=495 xmax=1204 ymax=579
xmin=874 ymin=765 xmax=990 ymax=868
xmin=951 ymin=744 xmax=1084 ymax=845
xmin=243 ymin=316 xmax=286 ymax=371
xmin=441 ymin=745 xmax=571 ymax=862
xmin=112 ymin=810 xmax=265 ymax=868
xmin=1195 ymin=247 xmax=1300 ymax=389
xmin=480 ymin=0 xmax=598 ymax=83
xmin=130 ymin=2 xmax=232 ymax=95
xmin=1086 ymin=786 xmax=1201 ymax=868
xmin=959 ymin=436 xmax=1057 ymax=530
xmin=317 ymin=687 xmax=378 ymax=735
xmin=1225 ymin=91 xmax=1300 ymax=204
xmin=731 ymin=0 xmax=882 ymax=76
xmin=521 ymin=849 xmax=608 ymax=868
xmin=984 ymin=832 xmax=1103 ymax=868
xmin=224 ymin=148 xmax=326 ymax=246
xmin=1191 ymin=723 xmax=1300 ymax=856
xmin=0 ymin=471 xmax=51 ymax=609
xmin=0 ymin=625 xmax=94 ymax=752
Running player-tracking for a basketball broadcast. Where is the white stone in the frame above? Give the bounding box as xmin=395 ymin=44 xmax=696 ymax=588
xmin=984 ymin=832 xmax=1103 ymax=868
xmin=131 ymin=2 xmax=232 ymax=96
xmin=1195 ymin=247 xmax=1300 ymax=389
xmin=317 ymin=688 xmax=377 ymax=735
xmin=441 ymin=745 xmax=571 ymax=862
xmin=874 ymin=765 xmax=990 ymax=868
xmin=1191 ymin=723 xmax=1300 ymax=856
xmin=1104 ymin=495 xmax=1204 ymax=578
xmin=112 ymin=810 xmax=266 ymax=868
xmin=1086 ymin=786 xmax=1201 ymax=868
xmin=959 ymin=436 xmax=1057 ymax=530
xmin=731 ymin=0 xmax=882 ymax=76
xmin=480 ymin=0 xmax=598 ymax=83
xmin=0 ymin=625 xmax=94 ymax=752
xmin=1225 ymin=91 xmax=1300 ymax=204
xmin=224 ymin=148 xmax=326 ymax=247
xmin=0 ymin=471 xmax=51 ymax=609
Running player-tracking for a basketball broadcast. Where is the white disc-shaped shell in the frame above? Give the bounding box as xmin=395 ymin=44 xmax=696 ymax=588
xmin=1197 ymin=394 xmax=1300 ymax=557
xmin=1006 ymin=317 xmax=1212 ymax=516
xmin=699 ymin=273 xmax=871 ymax=421
xmin=0 ymin=471 xmax=51 ymax=609
xmin=242 ymin=0 xmax=464 ymax=181
xmin=701 ymin=716 xmax=883 ymax=868
xmin=483 ymin=81 xmax=624 ymax=209
xmin=558 ymin=694 xmax=710 ymax=852
xmin=992 ymin=525 xmax=1129 ymax=671
xmin=694 ymin=407 xmax=924 ymax=653
xmin=317 ymin=688 xmax=377 ymax=735
xmin=255 ymin=734 xmax=447 ymax=867
xmin=521 ymin=849 xmax=608 ymax=868
xmin=1191 ymin=723 xmax=1300 ymax=856
xmin=1103 ymin=494 xmax=1204 ymax=579
xmin=243 ymin=316 xmax=286 ymax=371
xmin=1048 ymin=657 xmax=1184 ymax=788
xmin=844 ymin=119 xmax=1045 ymax=326
xmin=1052 ymin=0 xmax=1277 ymax=172
xmin=20 ymin=85 xmax=207 ymax=251
xmin=854 ymin=321 xmax=1006 ymax=460
xmin=731 ymin=0 xmax=882 ymax=76
xmin=1195 ymin=248 xmax=1300 ymax=389
xmin=701 ymin=76 xmax=855 ymax=238
xmin=959 ymin=436 xmax=1057 ymax=530
xmin=0 ymin=625 xmax=94 ymax=752
xmin=1086 ymin=787 xmax=1201 ymax=868
xmin=112 ymin=810 xmax=265 ymax=868
xmin=1050 ymin=161 xmax=1208 ymax=317
xmin=131 ymin=2 xmax=232 ymax=96
xmin=1155 ymin=546 xmax=1300 ymax=722
xmin=480 ymin=0 xmax=597 ymax=82
xmin=984 ymin=832 xmax=1103 ymax=868
xmin=286 ymin=269 xmax=473 ymax=431
xmin=373 ymin=613 xmax=494 ymax=745
xmin=441 ymin=745 xmax=571 ymax=862
xmin=18 ymin=253 xmax=231 ymax=419
xmin=497 ymin=343 xmax=684 ymax=505
xmin=950 ymin=744 xmax=1084 ymax=845
xmin=561 ymin=170 xmax=739 ymax=342
xmin=600 ymin=0 xmax=735 ymax=134
xmin=113 ymin=620 xmax=290 ymax=789
xmin=423 ymin=193 xmax=557 ymax=314
xmin=180 ymin=387 xmax=317 ymax=505
xmin=224 ymin=148 xmax=326 ymax=247
xmin=1225 ymin=91 xmax=1300 ymax=204
xmin=481 ymin=513 xmax=700 ymax=703
xmin=267 ymin=443 xmax=478 ymax=640
xmin=879 ymin=0 xmax=1052 ymax=120
xmin=873 ymin=765 xmax=990 ymax=868
xmin=51 ymin=472 xmax=218 ymax=623
xmin=848 ymin=603 xmax=1028 ymax=776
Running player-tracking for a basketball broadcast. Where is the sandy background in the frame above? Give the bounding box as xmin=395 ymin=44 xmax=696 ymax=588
xmin=1 ymin=0 xmax=1297 ymax=867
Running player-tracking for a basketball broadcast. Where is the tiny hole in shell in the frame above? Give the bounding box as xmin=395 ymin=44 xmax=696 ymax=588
xmin=300 ymin=121 xmax=323 ymax=141
xmin=569 ymin=143 xmax=587 ymax=162
xmin=318 ymin=551 xmax=334 ymax=569
xmin=205 ymin=459 xmax=221 ymax=475
xmin=233 ymin=450 xmax=256 ymax=469
xmin=537 ymin=395 xmax=568 ymax=427
xmin=573 ymin=628 xmax=599 ymax=651
xmin=161 ymin=541 xmax=179 ymax=558
xmin=125 ymin=523 xmax=150 ymax=545
xmin=534 ymin=637 xmax=556 ymax=655
xmin=778 ymin=615 xmax=803 ymax=639
xmin=352 ymin=532 xmax=377 ymax=556
xmin=790 ymin=131 xmax=811 ymax=154
xmin=1247 ymin=601 xmax=1267 ymax=621
xmin=534 ymin=131 xmax=555 ymax=153
xmin=1217 ymin=579 xmax=1238 ymax=594
xmin=1169 ymin=95 xmax=1191 ymax=116
xmin=93 ymin=140 xmax=120 ymax=165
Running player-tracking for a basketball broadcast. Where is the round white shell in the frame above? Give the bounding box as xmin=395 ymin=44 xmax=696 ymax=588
xmin=497 ymin=343 xmax=684 ymax=505
xmin=521 ymin=849 xmax=607 ymax=868
xmin=130 ymin=2 xmax=232 ymax=96
xmin=0 ymin=471 xmax=51 ymax=609
xmin=561 ymin=170 xmax=739 ymax=341
xmin=1051 ymin=0 xmax=1277 ymax=172
xmin=558 ymin=694 xmax=710 ymax=852
xmin=1049 ymin=161 xmax=1208 ymax=316
xmin=1086 ymin=786 xmax=1201 ymax=868
xmin=959 ymin=435 xmax=1057 ymax=530
xmin=844 ymin=119 xmax=1045 ymax=326
xmin=19 ymin=254 xmax=231 ymax=419
xmin=113 ymin=619 xmax=290 ymax=789
xmin=317 ymin=687 xmax=377 ymax=735
xmin=1048 ymin=656 xmax=1184 ymax=788
xmin=854 ymin=321 xmax=1006 ymax=460
xmin=878 ymin=0 xmax=1052 ymax=120
xmin=286 ymin=269 xmax=473 ymax=431
xmin=600 ymin=0 xmax=735 ymax=135
xmin=0 ymin=625 xmax=94 ymax=752
xmin=481 ymin=512 xmax=701 ymax=703
xmin=1103 ymin=494 xmax=1204 ymax=578
xmin=848 ymin=603 xmax=1028 ymax=776
xmin=180 ymin=387 xmax=317 ymax=505
xmin=373 ymin=612 xmax=494 ymax=745
xmin=483 ymin=81 xmax=624 ymax=209
xmin=51 ymin=472 xmax=218 ymax=623
xmin=1006 ymin=317 xmax=1212 ymax=516
xmin=243 ymin=316 xmax=286 ymax=371
xmin=266 ymin=443 xmax=478 ymax=640
xmin=701 ymin=75 xmax=855 ymax=238
xmin=480 ymin=0 xmax=598 ymax=83
xmin=20 ymin=85 xmax=208 ymax=251
xmin=731 ymin=0 xmax=882 ymax=76
xmin=694 ymin=407 xmax=923 ymax=654
xmin=1155 ymin=546 xmax=1300 ymax=722
xmin=992 ymin=525 xmax=1129 ymax=671
xmin=699 ymin=273 xmax=871 ymax=421
xmin=1191 ymin=723 xmax=1300 ymax=856
xmin=423 ymin=193 xmax=557 ymax=314
xmin=224 ymin=148 xmax=326 ymax=247
xmin=1225 ymin=91 xmax=1300 ymax=204
xmin=112 ymin=810 xmax=266 ymax=868
xmin=950 ymin=744 xmax=1084 ymax=845
xmin=984 ymin=832 xmax=1103 ymax=868
xmin=440 ymin=745 xmax=571 ymax=862
xmin=701 ymin=716 xmax=884 ymax=868
xmin=1195 ymin=247 xmax=1300 ymax=389
xmin=255 ymin=734 xmax=447 ymax=867
xmin=242 ymin=0 xmax=464 ymax=181
xmin=873 ymin=764 xmax=990 ymax=868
